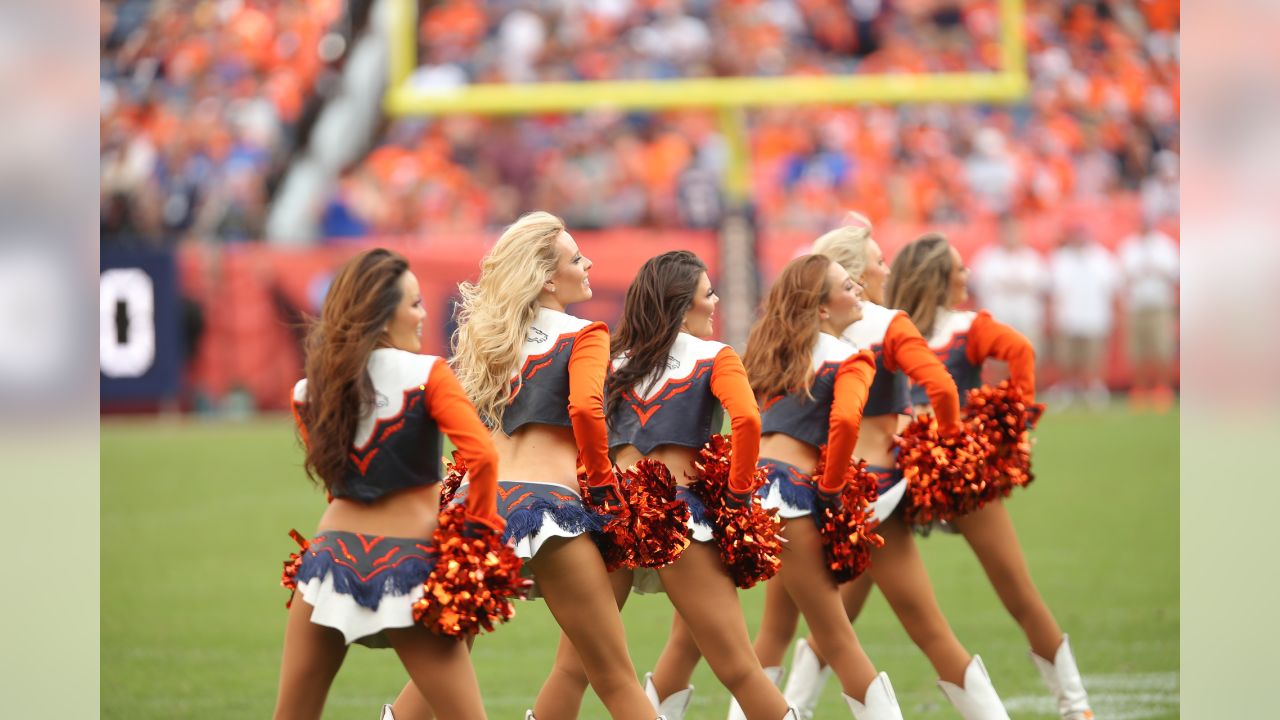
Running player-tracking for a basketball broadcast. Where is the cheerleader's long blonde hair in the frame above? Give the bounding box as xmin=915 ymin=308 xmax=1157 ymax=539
xmin=811 ymin=210 xmax=874 ymax=281
xmin=451 ymin=211 xmax=566 ymax=428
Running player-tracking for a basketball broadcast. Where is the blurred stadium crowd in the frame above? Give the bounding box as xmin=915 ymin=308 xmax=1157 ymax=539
xmin=100 ymin=0 xmax=1179 ymax=240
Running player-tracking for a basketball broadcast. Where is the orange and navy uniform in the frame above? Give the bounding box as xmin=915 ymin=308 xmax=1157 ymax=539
xmin=909 ymin=309 xmax=1036 ymax=407
xmin=759 ymin=332 xmax=877 ymax=496
xmin=608 ymin=333 xmax=761 ymax=495
xmin=502 ymin=306 xmax=613 ymax=491
xmin=844 ymin=301 xmax=961 ymax=433
xmin=291 ymin=348 xmax=501 ymax=528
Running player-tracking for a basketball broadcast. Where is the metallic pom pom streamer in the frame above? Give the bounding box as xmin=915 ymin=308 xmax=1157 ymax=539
xmin=810 ymin=448 xmax=884 ymax=583
xmin=617 ymin=459 xmax=693 ymax=569
xmin=898 ymin=413 xmax=995 ymax=526
xmin=963 ymin=382 xmax=1044 ymax=499
xmin=412 ymin=505 xmax=530 ymax=638
xmin=439 ymin=451 xmax=466 ymax=507
xmin=578 ymin=468 xmax=639 ymax=572
xmin=281 ymin=529 xmax=309 ymax=608
xmin=689 ymin=435 xmax=784 ymax=589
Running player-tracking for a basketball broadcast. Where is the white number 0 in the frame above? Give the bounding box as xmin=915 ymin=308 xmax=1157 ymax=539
xmin=100 ymin=268 xmax=156 ymax=378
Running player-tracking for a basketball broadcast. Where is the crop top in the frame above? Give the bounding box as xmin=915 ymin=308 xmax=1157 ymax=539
xmin=844 ymin=302 xmax=962 ymax=434
xmin=759 ymin=332 xmax=877 ymax=493
xmin=292 ymin=349 xmax=499 ymax=524
xmin=909 ymin=308 xmax=1036 ymax=407
xmin=501 ymin=306 xmax=613 ymax=489
xmin=608 ymin=333 xmax=761 ymax=493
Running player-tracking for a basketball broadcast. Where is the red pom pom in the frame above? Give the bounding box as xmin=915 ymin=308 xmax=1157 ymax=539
xmin=964 ymin=382 xmax=1044 ymax=499
xmin=811 ymin=447 xmax=884 ymax=583
xmin=577 ymin=468 xmax=638 ymax=572
xmin=689 ymin=435 xmax=784 ymax=589
xmin=412 ymin=505 xmax=531 ymax=637
xmin=617 ymin=459 xmax=693 ymax=569
xmin=280 ymin=529 xmax=309 ymax=608
xmin=439 ymin=451 xmax=466 ymax=508
xmin=898 ymin=414 xmax=995 ymax=526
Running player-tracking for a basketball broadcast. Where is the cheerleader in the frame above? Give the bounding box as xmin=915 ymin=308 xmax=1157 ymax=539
xmin=530 ymin=251 xmax=795 ymax=720
xmin=744 ymin=254 xmax=906 ymax=718
xmin=275 ymin=248 xmax=510 ymax=720
xmin=385 ymin=212 xmax=658 ymax=720
xmin=887 ymin=233 xmax=1094 ymax=720
xmin=743 ymin=216 xmax=1011 ymax=720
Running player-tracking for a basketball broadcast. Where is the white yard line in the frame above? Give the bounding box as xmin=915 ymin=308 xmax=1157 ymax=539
xmin=1001 ymin=672 xmax=1180 ymax=719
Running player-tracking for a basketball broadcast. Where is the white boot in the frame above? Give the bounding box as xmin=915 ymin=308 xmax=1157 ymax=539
xmin=783 ymin=638 xmax=834 ymax=719
xmin=842 ymin=673 xmax=904 ymax=720
xmin=644 ymin=672 xmax=695 ymax=720
xmin=727 ymin=666 xmax=784 ymax=720
xmin=936 ymin=655 xmax=1011 ymax=720
xmin=1030 ymin=635 xmax=1095 ymax=720
xmin=524 ymin=711 xmax=535 ymax=720
xmin=380 ymin=705 xmax=395 ymax=720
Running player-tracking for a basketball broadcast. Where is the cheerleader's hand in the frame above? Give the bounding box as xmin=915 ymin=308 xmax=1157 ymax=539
xmin=814 ymin=485 xmax=845 ymax=518
xmin=586 ymin=480 xmax=629 ymax=517
xmin=1026 ymin=403 xmax=1045 ymax=430
xmin=462 ymin=512 xmax=506 ymax=538
xmin=724 ymin=483 xmax=757 ymax=510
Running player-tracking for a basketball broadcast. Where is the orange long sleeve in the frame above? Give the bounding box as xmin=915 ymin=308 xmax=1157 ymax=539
xmin=709 ymin=346 xmax=762 ymax=494
xmin=425 ymin=358 xmax=502 ymax=528
xmin=967 ymin=311 xmax=1036 ymax=402
xmin=884 ymin=313 xmax=961 ymax=434
xmin=820 ymin=350 xmax=876 ymax=493
xmin=567 ymin=322 xmax=614 ymax=488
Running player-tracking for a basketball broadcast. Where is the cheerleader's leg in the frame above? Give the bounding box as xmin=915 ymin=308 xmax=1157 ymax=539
xmin=529 ymin=535 xmax=655 ymax=720
xmin=950 ymin=499 xmax=1064 ymax=662
xmin=755 ymin=572 xmax=802 ymax=668
xmin=865 ymin=515 xmax=971 ymax=686
xmin=660 ymin=541 xmax=791 ymax=719
xmin=838 ymin=574 xmax=875 ymax=624
xmin=533 ymin=568 xmax=635 ymax=720
xmin=649 ymin=611 xmax=703 ymax=702
xmin=775 ymin=519 xmax=879 ymax=702
xmin=384 ymin=626 xmax=486 ymax=720
xmin=787 ymin=573 xmax=874 ymax=704
xmin=272 ymin=597 xmax=349 ymax=720
xmin=387 ymin=635 xmax=477 ymax=720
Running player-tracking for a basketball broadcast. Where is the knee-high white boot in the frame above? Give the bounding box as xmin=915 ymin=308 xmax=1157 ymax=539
xmin=380 ymin=705 xmax=395 ymax=720
xmin=782 ymin=638 xmax=834 ymax=720
xmin=727 ymin=666 xmax=784 ymax=720
xmin=644 ymin=672 xmax=695 ymax=720
xmin=1030 ymin=635 xmax=1094 ymax=719
xmin=842 ymin=672 xmax=905 ymax=720
xmin=936 ymin=655 xmax=1011 ymax=720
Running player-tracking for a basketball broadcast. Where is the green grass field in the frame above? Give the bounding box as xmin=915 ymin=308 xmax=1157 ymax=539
xmin=102 ymin=407 xmax=1178 ymax=719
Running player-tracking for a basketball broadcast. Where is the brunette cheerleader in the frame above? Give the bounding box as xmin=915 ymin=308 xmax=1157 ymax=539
xmin=275 ymin=248 xmax=517 ymax=720
xmin=531 ymin=251 xmax=794 ymax=720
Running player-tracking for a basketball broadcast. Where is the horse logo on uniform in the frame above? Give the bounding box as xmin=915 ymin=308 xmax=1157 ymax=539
xmin=526 ymin=327 xmax=548 ymax=343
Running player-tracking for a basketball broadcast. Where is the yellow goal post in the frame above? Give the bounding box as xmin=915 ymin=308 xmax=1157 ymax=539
xmin=380 ymin=0 xmax=1029 ymax=346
